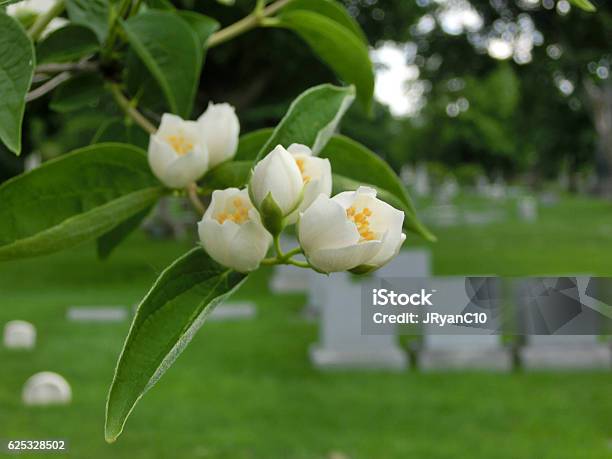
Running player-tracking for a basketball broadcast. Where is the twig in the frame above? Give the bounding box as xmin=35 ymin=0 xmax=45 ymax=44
xmin=36 ymin=61 xmax=98 ymax=74
xmin=26 ymin=71 xmax=71 ymax=102
xmin=108 ymin=83 xmax=157 ymax=135
xmin=28 ymin=0 xmax=65 ymax=41
xmin=207 ymin=0 xmax=291 ymax=48
xmin=187 ymin=183 xmax=206 ymax=216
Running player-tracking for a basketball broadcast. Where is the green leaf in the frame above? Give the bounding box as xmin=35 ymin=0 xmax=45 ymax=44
xmin=0 ymin=13 xmax=34 ymax=155
xmin=284 ymin=0 xmax=367 ymax=44
xmin=36 ymin=25 xmax=99 ymax=64
xmin=97 ymin=206 xmax=152 ymax=259
xmin=569 ymin=0 xmax=596 ymax=11
xmin=105 ymin=247 xmax=247 ymax=442
xmin=65 ymin=0 xmax=110 ymax=43
xmin=177 ymin=11 xmax=219 ymax=48
xmin=235 ymin=128 xmax=273 ymax=161
xmin=144 ymin=0 xmax=175 ymax=10
xmin=322 ymin=135 xmax=435 ymax=242
xmin=0 ymin=143 xmax=166 ymax=261
xmin=332 ymin=174 xmax=435 ymax=242
xmin=92 ymin=118 xmax=149 ymax=149
xmin=200 ymin=160 xmax=252 ymax=191
xmin=50 ymin=74 xmax=106 ymax=113
xmin=255 ymin=84 xmax=355 ymax=161
xmin=275 ymin=10 xmax=374 ymax=111
xmin=122 ymin=11 xmax=202 ymax=118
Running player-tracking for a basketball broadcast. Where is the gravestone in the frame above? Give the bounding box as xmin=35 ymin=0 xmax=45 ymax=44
xmin=303 ymin=270 xmax=328 ymax=319
xmin=436 ymin=177 xmax=459 ymax=204
xmin=414 ymin=164 xmax=431 ymax=197
xmin=3 ymin=320 xmax=36 ymax=350
xmin=22 ymin=372 xmax=72 ymax=406
xmin=476 ymin=175 xmax=490 ymax=196
xmin=517 ymin=277 xmax=612 ymax=370
xmin=488 ymin=177 xmax=507 ymax=200
xmin=400 ymin=164 xmax=415 ymax=186
xmin=66 ymin=306 xmax=127 ymax=322
xmin=310 ymin=250 xmax=431 ymax=371
xmin=209 ymin=302 xmax=256 ymax=321
xmin=517 ymin=196 xmax=538 ymax=222
xmin=269 ymin=235 xmax=309 ymax=294
xmin=419 ymin=278 xmax=512 ymax=371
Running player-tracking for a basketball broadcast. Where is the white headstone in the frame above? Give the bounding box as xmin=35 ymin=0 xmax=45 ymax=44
xmin=22 ymin=372 xmax=72 ymax=406
xmin=310 ymin=250 xmax=431 ymax=371
xmin=476 ymin=175 xmax=490 ymax=195
xmin=517 ymin=196 xmax=538 ymax=222
xmin=419 ymin=278 xmax=512 ymax=371
xmin=209 ymin=302 xmax=256 ymax=321
xmin=400 ymin=164 xmax=415 ymax=186
xmin=414 ymin=164 xmax=430 ymax=197
xmin=488 ymin=177 xmax=507 ymax=200
xmin=3 ymin=320 xmax=36 ymax=350
xmin=437 ymin=177 xmax=459 ymax=204
xmin=66 ymin=306 xmax=127 ymax=322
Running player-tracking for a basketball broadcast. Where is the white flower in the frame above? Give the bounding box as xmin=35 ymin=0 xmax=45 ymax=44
xmin=198 ymin=188 xmax=272 ymax=272
xmin=249 ymin=145 xmax=304 ymax=216
xmin=285 ymin=143 xmax=332 ymax=224
xmin=7 ymin=0 xmax=56 ymax=16
xmin=148 ymin=114 xmax=209 ymax=189
xmin=197 ymin=102 xmax=240 ymax=169
xmin=298 ymin=186 xmax=406 ymax=273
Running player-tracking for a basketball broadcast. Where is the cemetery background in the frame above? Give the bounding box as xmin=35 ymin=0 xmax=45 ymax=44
xmin=2 ymin=0 xmax=612 ymax=457
xmin=1 ymin=194 xmax=611 ymax=458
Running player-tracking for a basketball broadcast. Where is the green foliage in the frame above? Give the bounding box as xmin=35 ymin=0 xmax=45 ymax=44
xmin=177 ymin=11 xmax=220 ymax=48
xmin=275 ymin=10 xmax=374 ymax=110
xmin=255 ymin=84 xmax=355 ymax=161
xmin=321 ymin=135 xmax=435 ymax=241
xmin=0 ymin=13 xmax=34 ymax=155
xmin=36 ymin=25 xmax=99 ymax=64
xmin=50 ymin=74 xmax=106 ymax=113
xmin=105 ymin=247 xmax=247 ymax=442
xmin=199 ymin=160 xmax=252 ymax=191
xmin=0 ymin=143 xmax=165 ymax=261
xmin=122 ymin=10 xmax=202 ymax=118
xmin=65 ymin=0 xmax=110 ymax=43
xmin=97 ymin=206 xmax=152 ymax=259
xmin=92 ymin=119 xmax=149 ymax=149
xmin=234 ymin=128 xmax=273 ymax=161
xmin=283 ymin=0 xmax=368 ymax=44
xmin=570 ymin=0 xmax=596 ymax=11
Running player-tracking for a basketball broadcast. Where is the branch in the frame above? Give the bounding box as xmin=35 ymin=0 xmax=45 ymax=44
xmin=26 ymin=71 xmax=71 ymax=102
xmin=108 ymin=83 xmax=157 ymax=135
xmin=28 ymin=0 xmax=65 ymax=41
xmin=207 ymin=0 xmax=290 ymax=48
xmin=187 ymin=183 xmax=206 ymax=216
xmin=36 ymin=61 xmax=99 ymax=75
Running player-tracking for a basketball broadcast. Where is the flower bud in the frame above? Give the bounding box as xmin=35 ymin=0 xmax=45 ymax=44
xmin=249 ymin=145 xmax=304 ymax=218
xmin=285 ymin=143 xmax=332 ymax=224
xmin=197 ymin=102 xmax=240 ymax=168
xmin=198 ymin=188 xmax=272 ymax=273
xmin=148 ymin=114 xmax=208 ymax=189
xmin=298 ymin=187 xmax=406 ymax=273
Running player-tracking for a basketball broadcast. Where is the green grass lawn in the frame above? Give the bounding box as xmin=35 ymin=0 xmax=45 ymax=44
xmin=1 ymin=195 xmax=611 ymax=458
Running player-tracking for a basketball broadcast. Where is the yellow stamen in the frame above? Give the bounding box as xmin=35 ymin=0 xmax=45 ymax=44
xmin=166 ymin=134 xmax=194 ymax=156
xmin=215 ymin=198 xmax=249 ymax=224
xmin=346 ymin=206 xmax=376 ymax=241
xmin=295 ymin=158 xmax=311 ymax=183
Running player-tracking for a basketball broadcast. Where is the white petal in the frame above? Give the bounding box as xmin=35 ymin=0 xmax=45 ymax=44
xmin=230 ymin=221 xmax=272 ymax=272
xmin=287 ymin=143 xmax=312 ymax=156
xmin=148 ymin=136 xmax=177 ymax=187
xmin=308 ymin=240 xmax=382 ymax=273
xmin=161 ymin=146 xmax=209 ymax=188
xmin=298 ymin=194 xmax=359 ymax=253
xmin=198 ymin=102 xmax=240 ymax=168
xmin=250 ymin=145 xmax=303 ymax=214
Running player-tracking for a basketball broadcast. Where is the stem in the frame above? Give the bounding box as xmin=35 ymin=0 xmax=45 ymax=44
xmin=129 ymin=0 xmax=143 ymax=16
xmin=187 ymin=183 xmax=206 ymax=216
xmin=36 ymin=61 xmax=98 ymax=75
xmin=108 ymin=83 xmax=157 ymax=135
xmin=207 ymin=0 xmax=290 ymax=48
xmin=273 ymin=234 xmax=284 ymax=258
xmin=286 ymin=259 xmax=310 ymax=269
xmin=102 ymin=0 xmax=132 ymax=60
xmin=26 ymin=72 xmax=71 ymax=102
xmin=28 ymin=0 xmax=65 ymax=41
